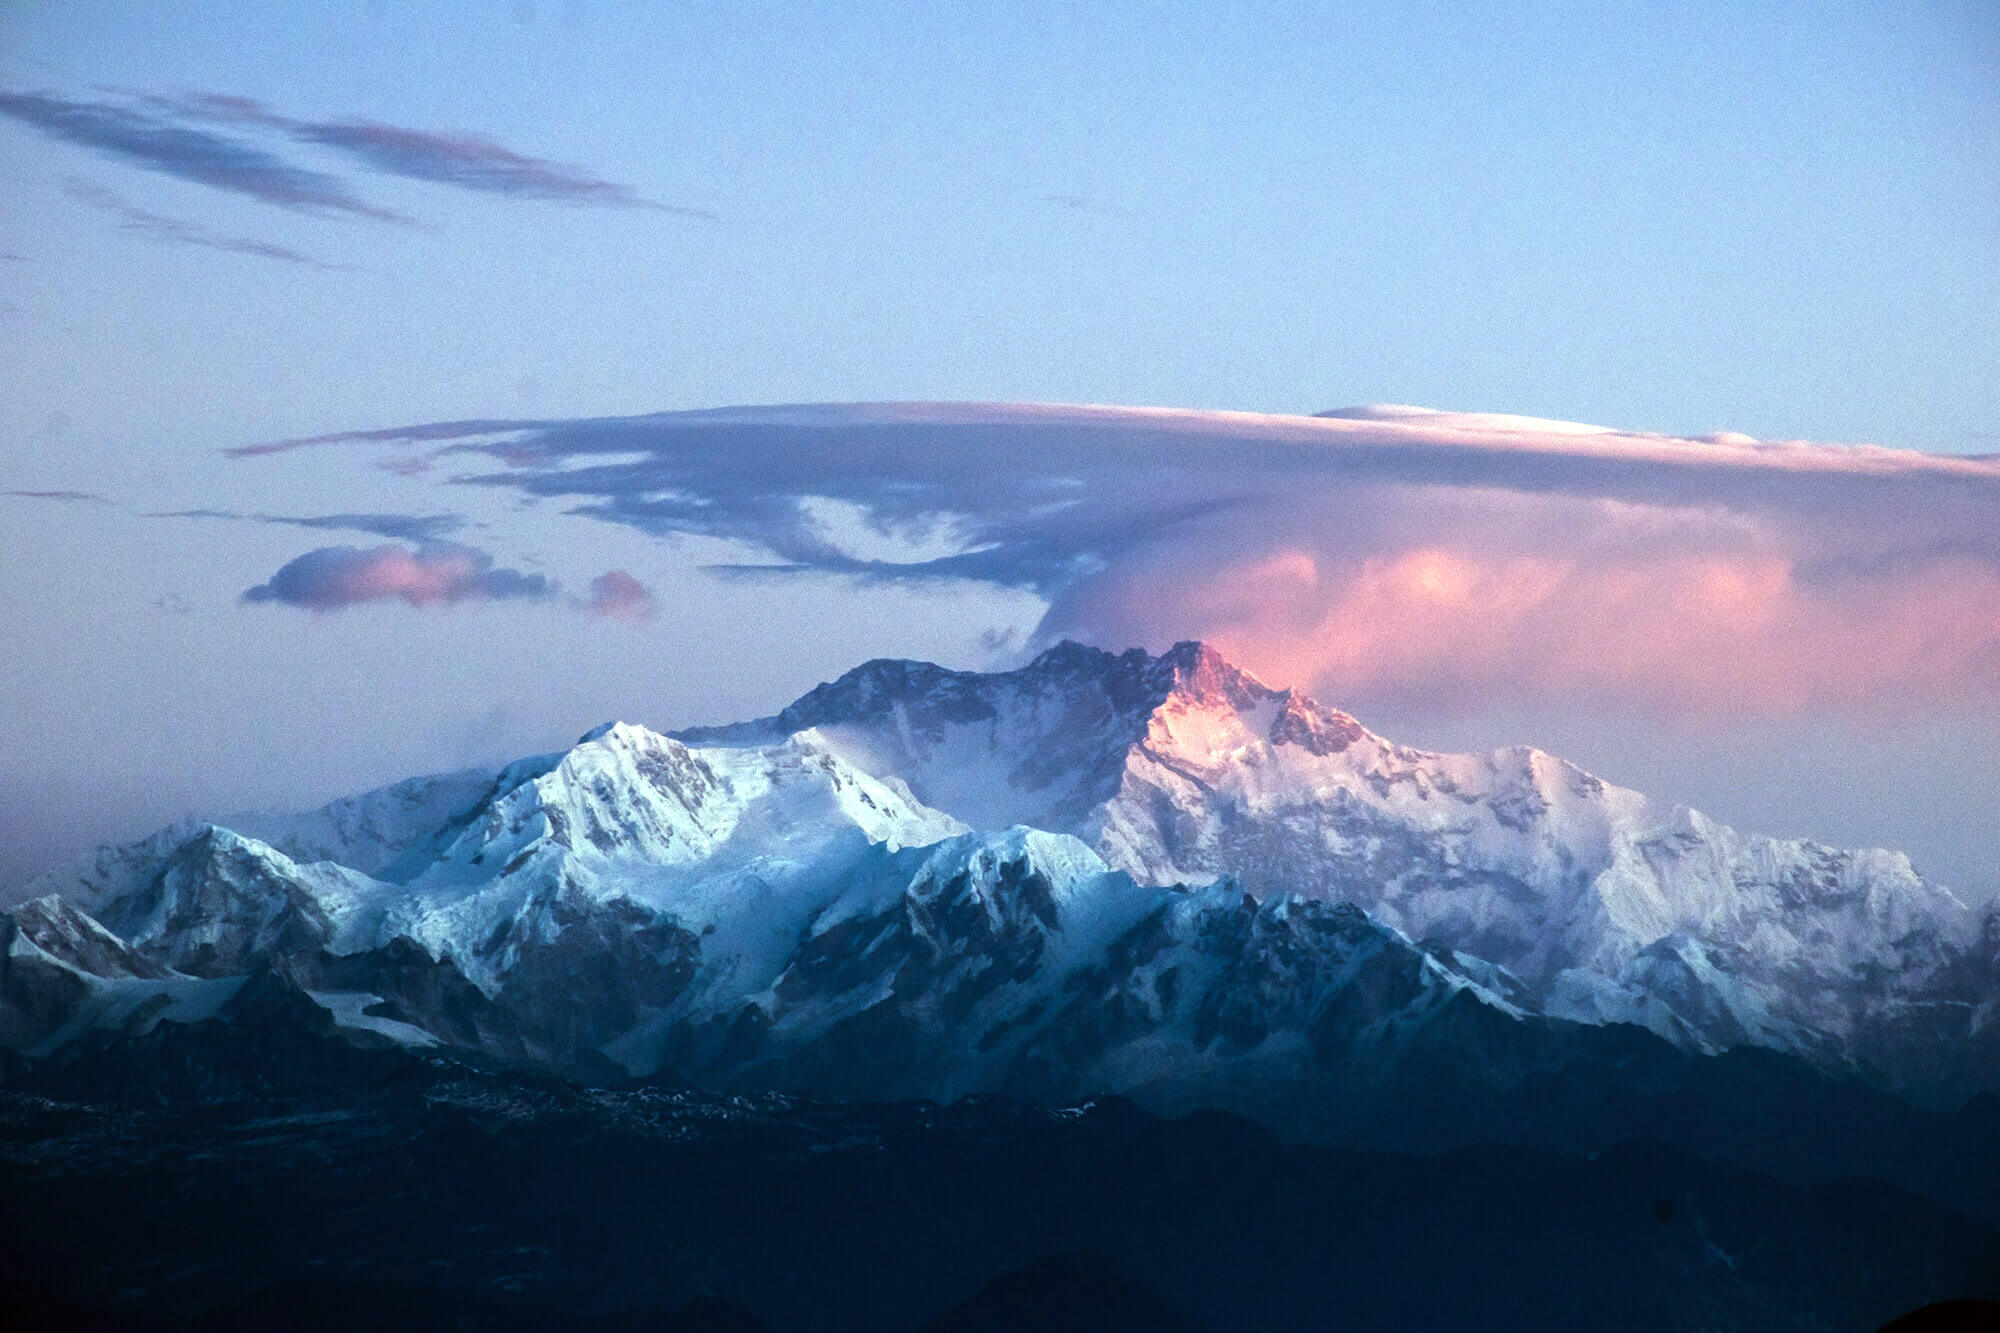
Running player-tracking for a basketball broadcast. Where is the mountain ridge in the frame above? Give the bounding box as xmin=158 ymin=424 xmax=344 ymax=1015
xmin=4 ymin=639 xmax=1994 ymax=1119
xmin=676 ymin=639 xmax=1993 ymax=1091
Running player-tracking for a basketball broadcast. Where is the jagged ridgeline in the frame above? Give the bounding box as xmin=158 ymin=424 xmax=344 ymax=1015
xmin=6 ymin=641 xmax=1997 ymax=1130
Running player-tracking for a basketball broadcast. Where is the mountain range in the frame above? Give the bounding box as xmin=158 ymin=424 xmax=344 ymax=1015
xmin=5 ymin=640 xmax=1996 ymax=1132
xmin=8 ymin=639 xmax=2000 ymax=1326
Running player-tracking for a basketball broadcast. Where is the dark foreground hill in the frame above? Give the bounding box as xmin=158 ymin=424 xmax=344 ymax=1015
xmin=3 ymin=1069 xmax=1994 ymax=1332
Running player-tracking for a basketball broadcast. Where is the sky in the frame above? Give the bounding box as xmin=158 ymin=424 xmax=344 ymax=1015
xmin=1 ymin=2 xmax=1996 ymax=898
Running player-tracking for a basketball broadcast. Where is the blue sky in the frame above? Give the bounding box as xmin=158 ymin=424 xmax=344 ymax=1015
xmin=7 ymin=2 xmax=1997 ymax=448
xmin=1 ymin=2 xmax=1996 ymax=891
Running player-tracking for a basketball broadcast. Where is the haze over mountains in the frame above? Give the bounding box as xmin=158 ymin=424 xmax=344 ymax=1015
xmin=6 ymin=640 xmax=1993 ymax=1119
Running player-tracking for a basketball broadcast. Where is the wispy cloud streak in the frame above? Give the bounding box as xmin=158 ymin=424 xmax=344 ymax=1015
xmin=5 ymin=86 xmax=706 ymax=227
xmin=157 ymin=508 xmax=465 ymax=542
xmin=300 ymin=120 xmax=704 ymax=213
xmin=158 ymin=90 xmax=707 ymax=213
xmin=0 ymin=91 xmax=404 ymax=221
xmin=225 ymin=418 xmax=547 ymax=458
xmin=5 ymin=489 xmax=110 ymax=503
xmin=65 ymin=181 xmax=345 ymax=268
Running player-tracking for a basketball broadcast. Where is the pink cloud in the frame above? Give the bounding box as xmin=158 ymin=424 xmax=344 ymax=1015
xmin=225 ymin=402 xmax=2000 ymax=720
xmin=581 ymin=569 xmax=657 ymax=623
xmin=1049 ymin=491 xmax=2000 ymax=718
xmin=242 ymin=543 xmax=551 ymax=610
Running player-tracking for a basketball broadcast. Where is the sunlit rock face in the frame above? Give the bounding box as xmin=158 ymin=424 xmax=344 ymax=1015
xmin=4 ymin=642 xmax=1994 ymax=1115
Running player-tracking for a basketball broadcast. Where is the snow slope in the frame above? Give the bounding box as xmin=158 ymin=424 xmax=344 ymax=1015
xmin=4 ymin=642 xmax=1993 ymax=1107
xmin=682 ymin=641 xmax=1992 ymax=1084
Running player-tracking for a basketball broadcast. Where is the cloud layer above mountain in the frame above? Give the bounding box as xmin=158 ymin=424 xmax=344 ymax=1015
xmin=228 ymin=402 xmax=2000 ymax=717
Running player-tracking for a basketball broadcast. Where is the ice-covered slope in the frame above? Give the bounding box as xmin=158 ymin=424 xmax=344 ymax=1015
xmin=229 ymin=767 xmax=498 ymax=882
xmin=4 ymin=641 xmax=1994 ymax=1107
xmin=2 ymin=715 xmax=1605 ymax=1119
xmin=1 ymin=813 xmax=1611 ymax=1132
xmin=683 ymin=641 xmax=1992 ymax=1086
xmin=11 ymin=721 xmax=964 ymax=992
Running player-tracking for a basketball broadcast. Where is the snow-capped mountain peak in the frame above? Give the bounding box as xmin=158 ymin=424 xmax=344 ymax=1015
xmin=675 ymin=639 xmax=1382 ymax=838
xmin=666 ymin=641 xmax=1990 ymax=1091
xmin=4 ymin=641 xmax=1993 ymax=1110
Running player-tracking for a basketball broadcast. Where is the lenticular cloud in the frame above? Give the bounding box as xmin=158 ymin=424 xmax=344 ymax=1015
xmin=230 ymin=402 xmax=2000 ymax=716
xmin=242 ymin=542 xmax=551 ymax=610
